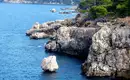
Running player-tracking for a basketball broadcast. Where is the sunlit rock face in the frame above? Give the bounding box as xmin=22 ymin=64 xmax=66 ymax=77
xmin=41 ymin=56 xmax=59 ymax=72
xmin=82 ymin=22 xmax=130 ymax=79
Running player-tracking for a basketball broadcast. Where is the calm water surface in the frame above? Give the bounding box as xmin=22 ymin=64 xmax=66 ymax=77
xmin=0 ymin=3 xmax=87 ymax=80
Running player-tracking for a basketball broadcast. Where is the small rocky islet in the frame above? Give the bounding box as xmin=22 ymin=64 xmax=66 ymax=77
xmin=26 ymin=12 xmax=130 ymax=79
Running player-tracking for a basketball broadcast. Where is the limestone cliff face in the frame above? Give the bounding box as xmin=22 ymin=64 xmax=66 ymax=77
xmin=82 ymin=22 xmax=130 ymax=79
xmin=2 ymin=0 xmax=79 ymax=5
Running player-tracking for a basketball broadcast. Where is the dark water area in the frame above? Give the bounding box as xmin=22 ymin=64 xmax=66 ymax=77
xmin=0 ymin=3 xmax=88 ymax=80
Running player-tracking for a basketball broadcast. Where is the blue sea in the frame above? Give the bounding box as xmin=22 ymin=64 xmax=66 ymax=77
xmin=0 ymin=3 xmax=88 ymax=80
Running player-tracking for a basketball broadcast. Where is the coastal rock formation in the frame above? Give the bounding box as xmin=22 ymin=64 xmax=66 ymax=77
xmin=26 ymin=11 xmax=130 ymax=78
xmin=26 ymin=14 xmax=100 ymax=57
xmin=44 ymin=14 xmax=103 ymax=57
xmin=26 ymin=14 xmax=98 ymax=39
xmin=82 ymin=22 xmax=130 ymax=78
xmin=45 ymin=26 xmax=98 ymax=57
xmin=41 ymin=56 xmax=59 ymax=72
xmin=26 ymin=21 xmax=63 ymax=39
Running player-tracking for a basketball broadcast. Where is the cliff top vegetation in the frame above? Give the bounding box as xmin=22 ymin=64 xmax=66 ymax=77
xmin=79 ymin=0 xmax=130 ymax=19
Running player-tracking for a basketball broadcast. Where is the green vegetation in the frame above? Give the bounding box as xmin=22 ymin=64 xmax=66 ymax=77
xmin=79 ymin=9 xmax=88 ymax=13
xmin=79 ymin=0 xmax=87 ymax=9
xmin=79 ymin=0 xmax=130 ymax=19
xmin=89 ymin=6 xmax=108 ymax=19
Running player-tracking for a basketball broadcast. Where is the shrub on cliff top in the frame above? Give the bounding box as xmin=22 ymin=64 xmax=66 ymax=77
xmin=79 ymin=0 xmax=87 ymax=10
xmin=78 ymin=9 xmax=88 ymax=13
xmin=89 ymin=6 xmax=108 ymax=19
xmin=79 ymin=0 xmax=130 ymax=19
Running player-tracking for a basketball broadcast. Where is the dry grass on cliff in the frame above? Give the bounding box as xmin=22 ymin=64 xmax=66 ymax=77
xmin=118 ymin=17 xmax=130 ymax=25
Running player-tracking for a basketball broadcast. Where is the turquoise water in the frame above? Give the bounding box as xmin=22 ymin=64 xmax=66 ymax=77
xmin=0 ymin=3 xmax=87 ymax=80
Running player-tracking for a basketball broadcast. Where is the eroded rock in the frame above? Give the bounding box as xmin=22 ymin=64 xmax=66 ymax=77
xmin=26 ymin=21 xmax=63 ymax=39
xmin=41 ymin=56 xmax=59 ymax=72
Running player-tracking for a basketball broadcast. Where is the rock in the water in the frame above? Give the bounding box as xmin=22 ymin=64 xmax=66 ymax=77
xmin=41 ymin=56 xmax=59 ymax=72
xmin=82 ymin=22 xmax=130 ymax=79
xmin=50 ymin=8 xmax=56 ymax=13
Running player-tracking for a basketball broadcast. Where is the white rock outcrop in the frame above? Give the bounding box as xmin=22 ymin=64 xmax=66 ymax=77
xmin=50 ymin=8 xmax=56 ymax=12
xmin=41 ymin=56 xmax=59 ymax=72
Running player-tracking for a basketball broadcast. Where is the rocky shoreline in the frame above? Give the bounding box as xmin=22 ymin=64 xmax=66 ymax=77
xmin=26 ymin=14 xmax=130 ymax=79
xmin=26 ymin=15 xmax=99 ymax=57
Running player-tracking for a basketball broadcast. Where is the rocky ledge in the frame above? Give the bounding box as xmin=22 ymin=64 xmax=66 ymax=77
xmin=82 ymin=21 xmax=130 ymax=79
xmin=26 ymin=20 xmax=63 ymax=39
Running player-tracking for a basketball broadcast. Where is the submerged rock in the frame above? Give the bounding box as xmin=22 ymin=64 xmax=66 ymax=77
xmin=82 ymin=22 xmax=130 ymax=79
xmin=41 ymin=56 xmax=59 ymax=72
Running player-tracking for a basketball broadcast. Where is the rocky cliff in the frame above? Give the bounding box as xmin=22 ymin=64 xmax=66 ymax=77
xmin=2 ymin=0 xmax=80 ymax=5
xmin=82 ymin=21 xmax=130 ymax=79
xmin=45 ymin=26 xmax=97 ymax=57
xmin=26 ymin=15 xmax=99 ymax=58
xmin=26 ymin=14 xmax=130 ymax=79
